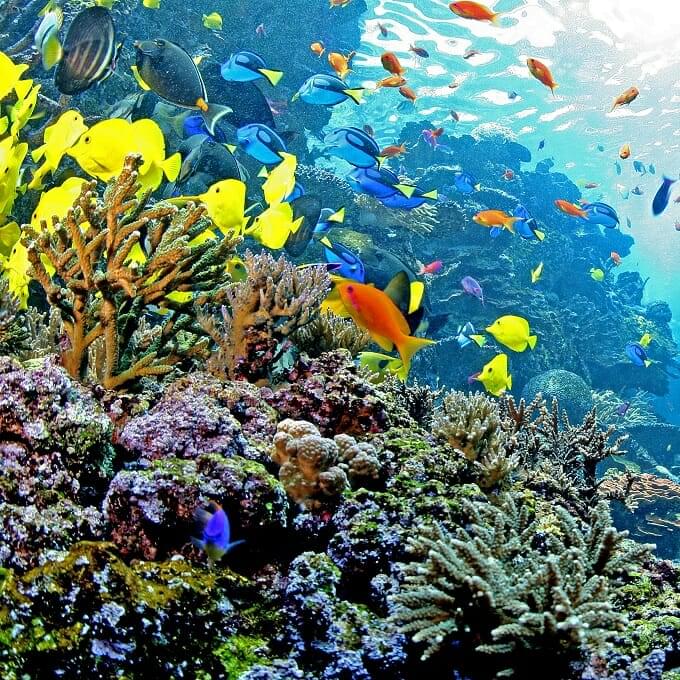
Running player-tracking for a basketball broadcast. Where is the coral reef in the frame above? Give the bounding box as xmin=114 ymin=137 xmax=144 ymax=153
xmin=201 ymin=251 xmax=329 ymax=385
xmin=389 ymin=493 xmax=652 ymax=677
xmin=293 ymin=311 xmax=371 ymax=358
xmin=0 ymin=277 xmax=28 ymax=355
xmin=23 ymin=155 xmax=238 ymax=390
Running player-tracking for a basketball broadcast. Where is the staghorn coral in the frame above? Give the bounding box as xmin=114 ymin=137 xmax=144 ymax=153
xmin=433 ymin=390 xmax=518 ymax=489
xmin=389 ymin=493 xmax=653 ymax=677
xmin=0 ymin=276 xmax=28 ymax=355
xmin=201 ymin=250 xmax=329 ymax=385
xmin=293 ymin=311 xmax=371 ymax=358
xmin=271 ymin=419 xmax=348 ymax=507
xmin=22 ymin=154 xmax=238 ymax=390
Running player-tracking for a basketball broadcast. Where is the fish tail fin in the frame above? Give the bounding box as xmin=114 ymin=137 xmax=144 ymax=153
xmin=504 ymin=217 xmax=518 ymax=233
xmin=343 ymin=88 xmax=364 ymax=104
xmin=422 ymin=189 xmax=438 ymax=200
xmin=259 ymin=68 xmax=283 ymax=86
xmin=31 ymin=144 xmax=47 ymax=163
xmin=396 ymin=334 xmax=436 ymax=379
xmin=201 ymin=103 xmax=233 ymax=136
xmin=474 ymin=183 xmax=481 ymax=191
xmin=28 ymin=164 xmax=48 ymax=190
xmin=507 ymin=373 xmax=513 ymax=390
xmin=551 ymin=83 xmax=558 ymax=96
xmin=644 ymin=359 xmax=653 ymax=368
xmin=162 ymin=153 xmax=182 ymax=182
xmin=527 ymin=334 xmax=537 ymax=350
xmin=329 ymin=207 xmax=345 ymax=222
xmin=535 ymin=229 xmax=545 ymax=241
xmin=395 ymin=183 xmax=416 ymax=198
xmin=13 ymin=78 xmax=32 ymax=100
xmin=491 ymin=12 xmax=501 ymax=25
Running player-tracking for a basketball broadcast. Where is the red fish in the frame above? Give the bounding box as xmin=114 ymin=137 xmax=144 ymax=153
xmin=380 ymin=143 xmax=407 ymax=158
xmin=449 ymin=1 xmax=500 ymax=23
xmin=610 ymin=251 xmax=622 ymax=266
xmin=380 ymin=51 xmax=406 ymax=76
xmin=502 ymin=168 xmax=514 ymax=181
xmin=376 ymin=75 xmax=406 ymax=88
xmin=419 ymin=260 xmax=443 ymax=275
xmin=554 ymin=199 xmax=587 ymax=219
xmin=527 ymin=57 xmax=558 ymax=95
xmin=398 ymin=85 xmax=417 ymax=102
xmin=611 ymin=86 xmax=639 ymax=112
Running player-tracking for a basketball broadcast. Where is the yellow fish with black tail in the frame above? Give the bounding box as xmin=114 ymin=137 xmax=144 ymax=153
xmin=486 ymin=315 xmax=537 ymax=352
xmin=359 ymin=351 xmax=405 ymax=382
xmin=29 ymin=110 xmax=88 ymax=190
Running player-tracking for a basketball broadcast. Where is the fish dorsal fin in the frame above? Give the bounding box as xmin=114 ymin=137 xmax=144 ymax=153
xmin=383 ymin=271 xmax=410 ymax=310
xmin=408 ymin=281 xmax=424 ymax=315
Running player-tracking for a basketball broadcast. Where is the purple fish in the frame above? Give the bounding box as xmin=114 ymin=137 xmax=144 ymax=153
xmin=615 ymin=401 xmax=631 ymax=417
xmin=192 ymin=501 xmax=243 ymax=566
xmin=461 ymin=276 xmax=484 ymax=304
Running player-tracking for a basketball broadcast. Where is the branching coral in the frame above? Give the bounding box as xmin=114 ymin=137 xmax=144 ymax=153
xmin=22 ymin=155 xmax=238 ymax=390
xmin=272 ymin=419 xmax=348 ymax=507
xmin=389 ymin=493 xmax=652 ymax=677
xmin=0 ymin=276 xmax=28 ymax=354
xmin=201 ymin=251 xmax=329 ymax=385
xmin=293 ymin=311 xmax=371 ymax=358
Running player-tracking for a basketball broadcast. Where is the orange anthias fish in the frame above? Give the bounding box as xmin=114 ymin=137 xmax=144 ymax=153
xmin=376 ymin=75 xmax=407 ymax=88
xmin=449 ymin=1 xmax=500 ymax=23
xmin=502 ymin=168 xmax=514 ymax=181
xmin=310 ymin=41 xmax=325 ymax=57
xmin=554 ymin=199 xmax=587 ymax=219
xmin=527 ymin=58 xmax=558 ymax=95
xmin=610 ymin=251 xmax=622 ymax=266
xmin=380 ymin=51 xmax=406 ymax=76
xmin=611 ymin=86 xmax=639 ymax=112
xmin=328 ymin=51 xmax=355 ymax=79
xmin=380 ymin=143 xmax=407 ymax=158
xmin=619 ymin=143 xmax=631 ymax=159
xmin=398 ymin=85 xmax=417 ymax=102
xmin=330 ymin=0 xmax=351 ymax=7
xmin=473 ymin=210 xmax=518 ymax=233
xmin=336 ymin=281 xmax=435 ymax=379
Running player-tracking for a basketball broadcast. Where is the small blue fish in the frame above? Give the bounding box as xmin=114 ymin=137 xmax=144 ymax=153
xmin=451 ymin=171 xmax=479 ymax=195
xmin=325 ymin=127 xmax=381 ymax=168
xmin=513 ymin=205 xmax=545 ymax=241
xmin=631 ymin=185 xmax=643 ymax=196
xmin=625 ymin=342 xmax=652 ymax=368
xmin=508 ymin=91 xmax=518 ymax=100
xmin=626 ymin=216 xmax=632 ymax=229
xmin=538 ymin=139 xmax=545 ymax=151
xmin=380 ymin=186 xmax=437 ymax=210
xmin=615 ymin=401 xmax=631 ymax=417
xmin=192 ymin=501 xmax=243 ymax=566
xmin=347 ymin=166 xmax=410 ymax=198
xmin=220 ymin=51 xmax=283 ymax=86
xmin=293 ymin=74 xmax=363 ymax=106
xmin=237 ymin=123 xmax=287 ymax=165
xmin=455 ymin=322 xmax=485 ymax=349
xmin=597 ymin=144 xmax=605 ymax=152
xmin=652 ymin=176 xmax=677 ymax=216
xmin=648 ymin=164 xmax=656 ymax=174
xmin=322 ymin=239 xmax=365 ymax=282
xmin=583 ymin=201 xmax=619 ymax=229
xmin=633 ymin=160 xmax=646 ymax=174
xmin=615 ymin=161 xmax=622 ymax=175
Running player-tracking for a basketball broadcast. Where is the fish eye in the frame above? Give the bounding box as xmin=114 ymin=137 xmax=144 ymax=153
xmin=154 ymin=39 xmax=165 ymax=47
xmin=215 ymin=187 xmax=220 ymax=193
xmin=347 ymin=285 xmax=354 ymax=292
xmin=84 ymin=136 xmax=91 ymax=144
xmin=32 ymin=212 xmax=36 ymax=219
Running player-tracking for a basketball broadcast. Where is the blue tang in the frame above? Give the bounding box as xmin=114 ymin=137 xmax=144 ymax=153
xmin=284 ymin=182 xmax=305 ymax=202
xmin=615 ymin=161 xmax=622 ymax=175
xmin=451 ymin=171 xmax=479 ymax=195
xmin=649 ymin=164 xmax=656 ymax=174
xmin=322 ymin=239 xmax=365 ymax=282
xmin=313 ymin=207 xmax=345 ymax=238
xmin=347 ymin=166 xmax=410 ymax=198
xmin=583 ymin=201 xmax=619 ymax=229
xmin=625 ymin=342 xmax=652 ymax=368
xmin=183 ymin=114 xmax=228 ymax=143
xmin=192 ymin=501 xmax=243 ymax=566
xmin=236 ymin=123 xmax=287 ymax=165
xmin=633 ymin=160 xmax=646 ymax=174
xmin=293 ymin=74 xmax=363 ymax=106
xmin=512 ymin=205 xmax=545 ymax=241
xmin=325 ymin=127 xmax=380 ymax=168
xmin=220 ymin=50 xmax=283 ymax=86
xmin=380 ymin=187 xmax=437 ymax=210
xmin=652 ymin=176 xmax=677 ymax=216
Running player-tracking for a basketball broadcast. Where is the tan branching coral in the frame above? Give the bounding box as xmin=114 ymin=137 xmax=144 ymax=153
xmin=201 ymin=251 xmax=329 ymax=385
xmin=22 ymin=155 xmax=238 ymax=390
xmin=272 ymin=419 xmax=348 ymax=507
xmin=293 ymin=311 xmax=370 ymax=358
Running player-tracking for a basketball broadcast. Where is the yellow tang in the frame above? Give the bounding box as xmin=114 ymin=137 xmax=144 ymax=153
xmin=0 ymin=137 xmax=29 ymax=219
xmin=246 ymin=202 xmax=302 ymax=249
xmin=30 ymin=110 xmax=88 ymax=190
xmin=202 ymin=12 xmax=223 ymax=29
xmin=0 ymin=51 xmax=30 ymax=100
xmin=531 ymin=261 xmax=543 ymax=284
xmin=639 ymin=332 xmax=653 ymax=348
xmin=590 ymin=267 xmax=605 ymax=282
xmin=9 ymin=83 xmax=41 ymax=137
xmin=359 ymin=351 xmax=405 ymax=382
xmin=485 ymin=315 xmax=537 ymax=352
xmin=261 ymin=152 xmax=297 ymax=206
xmin=476 ymin=353 xmax=512 ymax=397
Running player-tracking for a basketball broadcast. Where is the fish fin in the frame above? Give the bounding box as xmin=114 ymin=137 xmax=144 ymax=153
xmin=319 ymin=236 xmax=333 ymax=249
xmin=258 ymin=68 xmax=283 ymax=86
xmin=329 ymin=207 xmax=345 ymax=222
xmin=395 ymin=334 xmax=436 ymax=378
xmin=394 ymin=183 xmax=416 ymax=198
xmin=162 ymin=153 xmax=182 ymax=182
xmin=190 ymin=537 xmax=206 ymax=550
xmin=130 ymin=65 xmax=151 ymax=91
xmin=474 ymin=183 xmax=481 ymax=191
xmin=41 ymin=32 xmax=63 ymax=71
xmin=504 ymin=217 xmax=518 ymax=233
xmin=534 ymin=229 xmax=545 ymax=241
xmin=343 ymin=88 xmax=364 ymax=104
xmin=0 ymin=117 xmax=7 ymax=135
xmin=644 ymin=360 xmax=653 ymax=368
xmin=506 ymin=373 xmax=513 ymax=390
xmin=408 ymin=281 xmax=424 ymax=315
xmin=470 ymin=334 xmax=486 ymax=347
xmin=491 ymin=12 xmax=501 ymax=25
xmin=527 ymin=334 xmax=537 ymax=350
xmin=370 ymin=332 xmax=395 ymax=353
xmin=225 ymin=143 xmax=238 ymax=154
xmin=257 ymin=166 xmax=269 ymax=178
xmin=201 ymin=103 xmax=233 ymax=137
xmin=421 ymin=189 xmax=437 ymax=200
xmin=31 ymin=143 xmax=47 ymax=163
xmin=383 ymin=271 xmax=410 ymax=314
xmin=13 ymin=79 xmax=32 ymax=100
